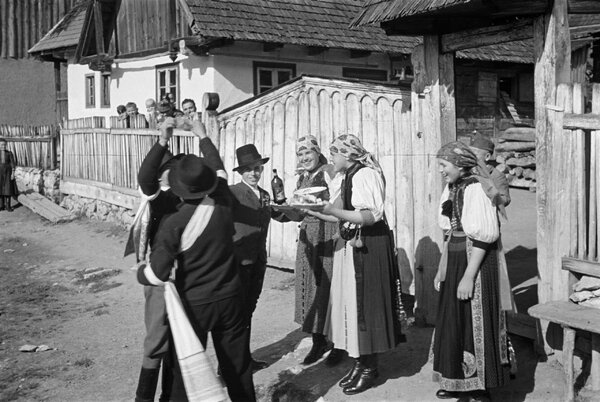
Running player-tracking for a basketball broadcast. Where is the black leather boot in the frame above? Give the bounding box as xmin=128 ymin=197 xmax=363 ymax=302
xmin=6 ymin=197 xmax=12 ymax=212
xmin=343 ymin=367 xmax=379 ymax=395
xmin=302 ymin=333 xmax=330 ymax=365
xmin=339 ymin=358 xmax=364 ymax=388
xmin=135 ymin=367 xmax=160 ymax=402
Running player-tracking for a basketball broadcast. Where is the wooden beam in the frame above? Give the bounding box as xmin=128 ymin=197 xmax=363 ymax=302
xmin=569 ymin=0 xmax=600 ymax=14
xmin=263 ymin=42 xmax=283 ymax=52
xmin=61 ymin=177 xmax=140 ymax=210
xmin=350 ymin=49 xmax=371 ymax=58
xmin=563 ymin=112 xmax=600 ymax=130
xmin=307 ymin=46 xmax=326 ymax=56
xmin=442 ymin=18 xmax=533 ymax=53
xmin=562 ymin=256 xmax=600 ymax=276
xmin=93 ymin=0 xmax=105 ymax=55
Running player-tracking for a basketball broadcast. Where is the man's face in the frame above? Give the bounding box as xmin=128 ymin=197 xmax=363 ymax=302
xmin=240 ymin=162 xmax=264 ymax=187
xmin=182 ymin=102 xmax=196 ymax=117
xmin=470 ymin=147 xmax=491 ymax=163
xmin=126 ymin=106 xmax=138 ymax=117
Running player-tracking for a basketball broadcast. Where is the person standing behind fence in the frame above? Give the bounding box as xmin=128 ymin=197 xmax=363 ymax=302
xmin=0 ymin=139 xmax=17 ymax=212
xmin=469 ymin=131 xmax=510 ymax=208
xmin=283 ymin=135 xmax=344 ymax=366
xmin=317 ymin=134 xmax=406 ymax=395
xmin=182 ymin=98 xmax=201 ymax=121
xmin=145 ymin=98 xmax=159 ymax=129
xmin=124 ymin=118 xmax=180 ymax=402
xmin=432 ymin=141 xmax=510 ymax=402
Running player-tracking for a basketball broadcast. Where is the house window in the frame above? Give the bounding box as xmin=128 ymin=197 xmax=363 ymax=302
xmin=100 ymin=73 xmax=111 ymax=107
xmin=156 ymin=64 xmax=179 ymax=106
xmin=253 ymin=62 xmax=296 ymax=94
xmin=85 ymin=74 xmax=96 ymax=108
xmin=342 ymin=67 xmax=388 ymax=82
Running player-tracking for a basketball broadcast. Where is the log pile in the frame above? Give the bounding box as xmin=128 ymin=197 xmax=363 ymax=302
xmin=495 ymin=127 xmax=536 ymax=190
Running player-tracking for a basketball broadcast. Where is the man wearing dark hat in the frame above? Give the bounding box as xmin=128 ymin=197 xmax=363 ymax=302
xmin=125 ymin=118 xmax=180 ymax=402
xmin=469 ymin=131 xmax=511 ymax=207
xmin=230 ymin=144 xmax=284 ymax=370
xmin=139 ymin=121 xmax=255 ymax=402
xmin=156 ymin=99 xmax=184 ymax=122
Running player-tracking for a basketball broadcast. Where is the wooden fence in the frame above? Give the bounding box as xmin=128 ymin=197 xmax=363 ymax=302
xmin=539 ymin=82 xmax=600 ymax=303
xmin=0 ymin=124 xmax=59 ymax=169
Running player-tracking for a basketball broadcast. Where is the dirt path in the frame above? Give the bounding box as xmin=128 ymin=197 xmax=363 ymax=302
xmin=0 ymin=189 xmax=596 ymax=401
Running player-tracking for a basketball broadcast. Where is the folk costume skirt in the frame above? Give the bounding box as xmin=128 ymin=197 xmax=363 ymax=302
xmin=432 ymin=235 xmax=510 ymax=391
xmin=294 ymin=217 xmax=336 ymax=334
xmin=326 ymin=221 xmax=404 ymax=358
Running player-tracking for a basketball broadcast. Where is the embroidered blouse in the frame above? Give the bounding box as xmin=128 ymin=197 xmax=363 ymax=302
xmin=438 ymin=180 xmax=499 ymax=244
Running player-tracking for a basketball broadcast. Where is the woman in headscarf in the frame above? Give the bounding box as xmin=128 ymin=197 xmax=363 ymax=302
xmin=282 ymin=135 xmax=344 ymax=366
xmin=316 ymin=134 xmax=405 ymax=395
xmin=432 ymin=141 xmax=511 ymax=402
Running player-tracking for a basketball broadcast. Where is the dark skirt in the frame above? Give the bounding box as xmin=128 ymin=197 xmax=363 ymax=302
xmin=0 ymin=163 xmax=17 ymax=196
xmin=432 ymin=235 xmax=510 ymax=391
xmin=294 ymin=217 xmax=336 ymax=334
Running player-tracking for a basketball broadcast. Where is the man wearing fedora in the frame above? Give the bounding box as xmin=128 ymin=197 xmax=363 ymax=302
xmin=126 ymin=117 xmax=180 ymax=402
xmin=139 ymin=121 xmax=255 ymax=402
xmin=230 ymin=144 xmax=284 ymax=370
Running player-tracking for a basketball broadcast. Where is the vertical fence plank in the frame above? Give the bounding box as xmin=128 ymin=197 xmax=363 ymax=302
xmin=331 ymin=91 xmax=345 ymax=139
xmin=346 ymin=93 xmax=361 ymax=138
xmin=270 ymin=101 xmax=286 ymax=262
xmin=283 ymin=97 xmax=299 ymax=262
xmin=590 ymin=85 xmax=600 ymax=260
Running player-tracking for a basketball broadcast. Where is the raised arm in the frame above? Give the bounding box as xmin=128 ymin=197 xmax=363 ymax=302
xmin=137 ymin=119 xmax=175 ymax=196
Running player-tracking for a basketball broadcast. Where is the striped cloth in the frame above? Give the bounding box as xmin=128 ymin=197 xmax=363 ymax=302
xmin=165 ymin=282 xmax=229 ymax=402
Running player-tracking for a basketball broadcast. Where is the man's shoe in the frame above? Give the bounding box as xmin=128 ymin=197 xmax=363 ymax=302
xmin=302 ymin=341 xmax=330 ymax=365
xmin=458 ymin=391 xmax=490 ymax=402
xmin=252 ymin=358 xmax=268 ymax=372
xmin=342 ymin=368 xmax=378 ymax=395
xmin=436 ymin=389 xmax=460 ymax=399
xmin=325 ymin=348 xmax=345 ymax=367
xmin=338 ymin=360 xmax=363 ymax=388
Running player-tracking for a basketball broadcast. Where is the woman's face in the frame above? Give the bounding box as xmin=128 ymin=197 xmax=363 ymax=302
xmin=438 ymin=159 xmax=463 ymax=183
xmin=297 ymin=149 xmax=320 ymax=172
xmin=331 ymin=153 xmax=349 ymax=173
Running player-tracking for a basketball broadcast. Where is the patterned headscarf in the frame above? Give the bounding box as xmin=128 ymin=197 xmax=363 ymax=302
xmin=296 ymin=135 xmax=321 ymax=154
xmin=330 ymin=134 xmax=383 ymax=176
xmin=436 ymin=141 xmax=478 ymax=168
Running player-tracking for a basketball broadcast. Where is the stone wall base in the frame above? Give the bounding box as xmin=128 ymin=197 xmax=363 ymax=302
xmin=60 ymin=194 xmax=135 ymax=228
xmin=14 ymin=167 xmax=61 ymax=203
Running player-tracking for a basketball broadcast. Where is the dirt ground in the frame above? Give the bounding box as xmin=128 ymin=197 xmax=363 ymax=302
xmin=0 ymin=189 xmax=598 ymax=402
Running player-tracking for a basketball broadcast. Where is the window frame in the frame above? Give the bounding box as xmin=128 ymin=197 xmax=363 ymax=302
xmin=100 ymin=72 xmax=111 ymax=108
xmin=253 ymin=61 xmax=296 ymax=95
xmin=155 ymin=63 xmax=180 ymax=106
xmin=85 ymin=73 xmax=96 ymax=108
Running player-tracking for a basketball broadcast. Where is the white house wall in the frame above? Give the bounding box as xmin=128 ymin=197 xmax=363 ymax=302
xmin=67 ymin=41 xmax=393 ymax=120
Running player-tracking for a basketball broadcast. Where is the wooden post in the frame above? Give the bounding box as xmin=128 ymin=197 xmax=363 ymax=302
xmin=533 ymin=0 xmax=570 ymax=308
xmin=411 ymin=35 xmax=456 ymax=325
xmin=202 ymin=92 xmax=220 ymax=151
xmin=592 ymin=333 xmax=600 ymax=391
xmin=562 ymin=326 xmax=575 ymax=402
xmin=7 ymin=0 xmax=16 ymax=58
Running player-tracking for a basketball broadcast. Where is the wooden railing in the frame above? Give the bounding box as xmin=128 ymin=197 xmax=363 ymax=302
xmin=0 ymin=124 xmax=59 ymax=169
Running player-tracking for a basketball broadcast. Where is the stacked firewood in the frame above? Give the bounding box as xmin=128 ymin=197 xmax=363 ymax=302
xmin=494 ymin=127 xmax=536 ymax=190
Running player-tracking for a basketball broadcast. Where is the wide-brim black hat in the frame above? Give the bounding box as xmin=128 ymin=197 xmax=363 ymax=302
xmin=158 ymin=150 xmax=186 ymax=175
xmin=168 ymin=154 xmax=218 ymax=200
xmin=233 ymin=144 xmax=269 ymax=172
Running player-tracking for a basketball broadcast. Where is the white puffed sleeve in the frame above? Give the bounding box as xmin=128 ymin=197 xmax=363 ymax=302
xmin=438 ymin=185 xmax=451 ymax=231
xmin=461 ymin=182 xmax=500 ymax=244
xmin=350 ymin=167 xmax=385 ymax=222
xmin=325 ymin=171 xmax=343 ymax=203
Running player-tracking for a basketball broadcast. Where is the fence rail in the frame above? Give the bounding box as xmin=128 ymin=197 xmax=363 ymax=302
xmin=0 ymin=124 xmax=59 ymax=169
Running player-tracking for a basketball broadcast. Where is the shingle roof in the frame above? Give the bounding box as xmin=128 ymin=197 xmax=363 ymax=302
xmin=185 ymin=0 xmax=419 ymax=54
xmin=28 ymin=0 xmax=89 ymax=54
xmin=352 ymin=0 xmax=473 ymax=27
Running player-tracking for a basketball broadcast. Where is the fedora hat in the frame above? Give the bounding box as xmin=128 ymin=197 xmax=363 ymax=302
xmin=469 ymin=131 xmax=495 ymax=153
xmin=233 ymin=144 xmax=269 ymax=172
xmin=168 ymin=154 xmax=218 ymax=200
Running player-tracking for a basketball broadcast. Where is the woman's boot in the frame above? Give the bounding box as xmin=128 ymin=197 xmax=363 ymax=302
xmin=343 ymin=354 xmax=379 ymax=395
xmin=302 ymin=333 xmax=330 ymax=365
xmin=338 ymin=358 xmax=364 ymax=388
xmin=6 ymin=197 xmax=12 ymax=212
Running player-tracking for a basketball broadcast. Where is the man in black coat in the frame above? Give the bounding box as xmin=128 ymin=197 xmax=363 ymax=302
xmin=138 ymin=121 xmax=255 ymax=402
xmin=230 ymin=145 xmax=284 ymax=370
xmin=125 ymin=118 xmax=180 ymax=402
